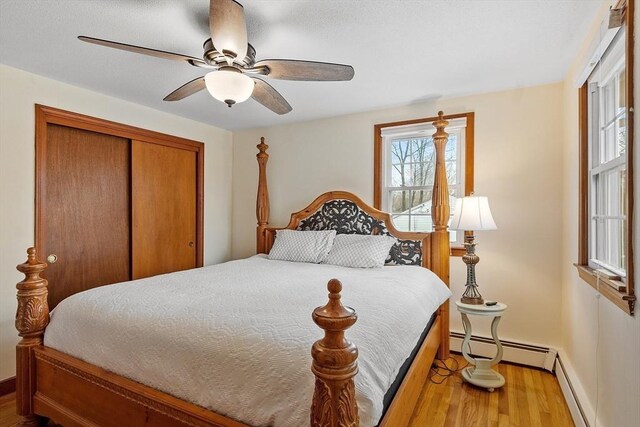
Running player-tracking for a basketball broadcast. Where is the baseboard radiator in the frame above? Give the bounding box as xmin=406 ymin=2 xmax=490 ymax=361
xmin=449 ymin=331 xmax=557 ymax=370
xmin=555 ymin=353 xmax=592 ymax=427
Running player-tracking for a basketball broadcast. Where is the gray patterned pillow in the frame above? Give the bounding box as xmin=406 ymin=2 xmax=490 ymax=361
xmin=325 ymin=234 xmax=397 ymax=268
xmin=268 ymin=230 xmax=337 ymax=263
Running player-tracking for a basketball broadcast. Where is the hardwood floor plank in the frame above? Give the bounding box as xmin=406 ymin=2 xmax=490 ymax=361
xmin=523 ymin=368 xmax=543 ymax=427
xmin=0 ymin=393 xmax=19 ymax=427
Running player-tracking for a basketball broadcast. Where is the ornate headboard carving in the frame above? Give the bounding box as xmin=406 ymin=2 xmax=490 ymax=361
xmin=295 ymin=197 xmax=425 ymax=266
xmin=259 ymin=192 xmax=430 ymax=267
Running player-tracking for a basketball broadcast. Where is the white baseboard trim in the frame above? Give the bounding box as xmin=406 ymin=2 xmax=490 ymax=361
xmin=449 ymin=331 xmax=556 ymax=370
xmin=556 ymin=349 xmax=596 ymax=427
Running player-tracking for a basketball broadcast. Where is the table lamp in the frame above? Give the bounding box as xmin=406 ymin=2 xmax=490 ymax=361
xmin=450 ymin=195 xmax=497 ymax=305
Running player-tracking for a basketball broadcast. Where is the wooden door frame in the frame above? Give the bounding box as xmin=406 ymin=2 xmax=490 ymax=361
xmin=35 ymin=104 xmax=205 ymax=270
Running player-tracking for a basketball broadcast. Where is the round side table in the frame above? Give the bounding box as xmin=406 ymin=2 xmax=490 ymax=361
xmin=455 ymin=301 xmax=508 ymax=392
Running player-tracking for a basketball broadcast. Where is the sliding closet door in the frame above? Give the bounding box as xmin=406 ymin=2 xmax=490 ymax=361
xmin=39 ymin=124 xmax=131 ymax=309
xmin=132 ymin=140 xmax=197 ymax=279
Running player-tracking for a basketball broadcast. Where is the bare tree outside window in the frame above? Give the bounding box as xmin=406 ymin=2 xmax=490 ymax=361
xmin=389 ymin=136 xmax=458 ymax=232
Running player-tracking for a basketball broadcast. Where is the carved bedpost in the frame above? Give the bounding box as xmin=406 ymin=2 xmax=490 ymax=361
xmin=15 ymin=247 xmax=49 ymax=426
xmin=311 ymin=279 xmax=359 ymax=427
xmin=431 ymin=111 xmax=451 ymax=359
xmin=256 ymin=137 xmax=270 ymax=253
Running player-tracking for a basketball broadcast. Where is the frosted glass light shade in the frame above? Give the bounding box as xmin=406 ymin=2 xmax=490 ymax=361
xmin=204 ymin=70 xmax=254 ymax=106
xmin=450 ymin=196 xmax=497 ymax=231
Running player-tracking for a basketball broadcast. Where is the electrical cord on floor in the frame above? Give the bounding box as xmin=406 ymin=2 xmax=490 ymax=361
xmin=428 ymin=341 xmax=473 ymax=385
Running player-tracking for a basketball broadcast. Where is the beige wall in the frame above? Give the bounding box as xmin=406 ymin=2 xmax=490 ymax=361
xmin=232 ymin=82 xmax=565 ymax=349
xmin=0 ymin=65 xmax=233 ymax=380
xmin=560 ymin=2 xmax=640 ymax=426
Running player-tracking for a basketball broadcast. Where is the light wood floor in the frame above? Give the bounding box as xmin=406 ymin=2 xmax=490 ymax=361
xmin=0 ymin=355 xmax=573 ymax=427
xmin=409 ymin=355 xmax=574 ymax=427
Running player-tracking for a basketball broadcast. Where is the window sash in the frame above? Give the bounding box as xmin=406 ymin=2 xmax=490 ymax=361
xmin=381 ymin=127 xmax=465 ymax=243
xmin=587 ymin=29 xmax=628 ymax=278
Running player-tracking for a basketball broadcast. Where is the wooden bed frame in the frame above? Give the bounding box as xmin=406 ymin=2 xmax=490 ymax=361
xmin=15 ymin=112 xmax=452 ymax=427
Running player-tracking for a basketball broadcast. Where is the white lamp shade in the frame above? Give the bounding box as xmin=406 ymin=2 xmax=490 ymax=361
xmin=204 ymin=70 xmax=254 ymax=105
xmin=450 ymin=196 xmax=497 ymax=231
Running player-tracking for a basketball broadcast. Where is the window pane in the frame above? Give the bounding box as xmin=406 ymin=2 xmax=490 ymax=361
xmin=411 ymin=162 xmax=434 ymax=186
xmin=390 ymin=191 xmax=456 ymax=227
xmin=602 ymin=166 xmax=626 ymax=217
xmin=410 ymin=215 xmax=432 ymax=232
xmin=603 ymin=122 xmax=616 ymax=162
xmin=617 ymin=114 xmax=626 ymax=156
xmin=389 ymin=190 xmax=412 ymax=213
xmin=445 ymin=135 xmax=457 ymax=161
xmin=391 ymin=139 xmax=410 ymax=165
xmin=392 ymin=214 xmax=411 ymax=232
xmin=390 ymin=190 xmax=435 ymax=214
xmin=391 ymin=164 xmax=408 ymax=187
xmin=617 ymin=67 xmax=626 ymax=110
xmin=409 ymin=138 xmax=434 ymax=163
xmin=596 ymin=218 xmax=626 ymax=272
xmin=446 ymin=161 xmax=457 ymax=185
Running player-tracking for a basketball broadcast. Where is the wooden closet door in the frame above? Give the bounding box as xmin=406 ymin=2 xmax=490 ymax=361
xmin=132 ymin=140 xmax=197 ymax=279
xmin=39 ymin=124 xmax=131 ymax=309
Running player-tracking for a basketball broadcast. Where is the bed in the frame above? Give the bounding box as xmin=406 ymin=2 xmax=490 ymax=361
xmin=14 ymin=112 xmax=454 ymax=427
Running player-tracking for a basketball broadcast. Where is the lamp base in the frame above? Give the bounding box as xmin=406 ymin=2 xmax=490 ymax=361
xmin=460 ymin=295 xmax=484 ymax=305
xmin=461 ymin=234 xmax=484 ymax=305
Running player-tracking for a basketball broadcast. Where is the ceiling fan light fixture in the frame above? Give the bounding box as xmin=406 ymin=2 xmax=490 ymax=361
xmin=204 ymin=67 xmax=254 ymax=107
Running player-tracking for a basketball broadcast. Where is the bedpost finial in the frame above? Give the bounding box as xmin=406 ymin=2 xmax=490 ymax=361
xmin=27 ymin=247 xmax=36 ymax=262
xmin=327 ymin=278 xmax=342 ymax=295
xmin=433 ymin=111 xmax=449 ymax=135
xmin=257 ymin=137 xmax=269 ymax=155
xmin=314 ymin=279 xmax=356 ymax=322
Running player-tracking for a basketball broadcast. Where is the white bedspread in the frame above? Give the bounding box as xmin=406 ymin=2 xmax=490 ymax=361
xmin=44 ymin=255 xmax=450 ymax=427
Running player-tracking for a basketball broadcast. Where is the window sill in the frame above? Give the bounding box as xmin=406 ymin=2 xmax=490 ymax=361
xmin=451 ymin=246 xmax=465 ymax=257
xmin=574 ymin=264 xmax=635 ymax=315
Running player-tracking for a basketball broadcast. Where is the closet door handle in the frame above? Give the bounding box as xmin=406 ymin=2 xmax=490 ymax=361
xmin=47 ymin=254 xmax=58 ymax=264
xmin=188 ymin=241 xmax=194 ymax=248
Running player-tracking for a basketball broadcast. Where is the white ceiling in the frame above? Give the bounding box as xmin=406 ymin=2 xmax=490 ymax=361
xmin=0 ymin=0 xmax=602 ymax=131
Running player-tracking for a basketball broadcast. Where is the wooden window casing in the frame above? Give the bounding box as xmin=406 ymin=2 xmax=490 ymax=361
xmin=576 ymin=0 xmax=635 ymax=315
xmin=374 ymin=112 xmax=474 ymax=257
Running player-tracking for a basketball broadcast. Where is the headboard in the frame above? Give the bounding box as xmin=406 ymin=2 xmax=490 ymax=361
xmin=260 ymin=191 xmax=430 ymax=268
xmin=254 ymin=111 xmax=452 ymax=288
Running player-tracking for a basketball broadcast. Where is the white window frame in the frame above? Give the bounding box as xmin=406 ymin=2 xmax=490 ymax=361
xmin=587 ymin=28 xmax=628 ymax=278
xmin=381 ymin=118 xmax=467 ymax=245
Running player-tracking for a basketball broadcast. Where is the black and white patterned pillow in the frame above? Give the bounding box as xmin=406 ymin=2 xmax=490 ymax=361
xmin=325 ymin=234 xmax=397 ymax=268
xmin=268 ymin=230 xmax=337 ymax=263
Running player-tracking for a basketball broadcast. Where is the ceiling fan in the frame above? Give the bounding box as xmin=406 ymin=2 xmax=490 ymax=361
xmin=78 ymin=0 xmax=355 ymax=115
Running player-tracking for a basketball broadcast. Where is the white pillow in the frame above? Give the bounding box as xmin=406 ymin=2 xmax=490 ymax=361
xmin=325 ymin=234 xmax=397 ymax=268
xmin=268 ymin=230 xmax=337 ymax=263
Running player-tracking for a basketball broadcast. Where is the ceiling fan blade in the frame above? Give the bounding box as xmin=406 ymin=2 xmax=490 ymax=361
xmin=253 ymin=59 xmax=355 ymax=81
xmin=78 ymin=36 xmax=211 ymax=69
xmin=209 ymin=0 xmax=248 ymax=62
xmin=163 ymin=77 xmax=207 ymax=101
xmin=251 ymin=78 xmax=292 ymax=115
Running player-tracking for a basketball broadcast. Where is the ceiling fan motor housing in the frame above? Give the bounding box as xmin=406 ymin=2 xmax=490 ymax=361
xmin=203 ymin=38 xmax=256 ymax=67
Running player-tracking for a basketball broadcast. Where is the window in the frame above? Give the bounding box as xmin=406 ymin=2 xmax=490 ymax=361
xmin=577 ymin=0 xmax=634 ymax=315
xmin=374 ymin=113 xmax=474 ymax=254
xmin=588 ymin=33 xmax=627 ymax=276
